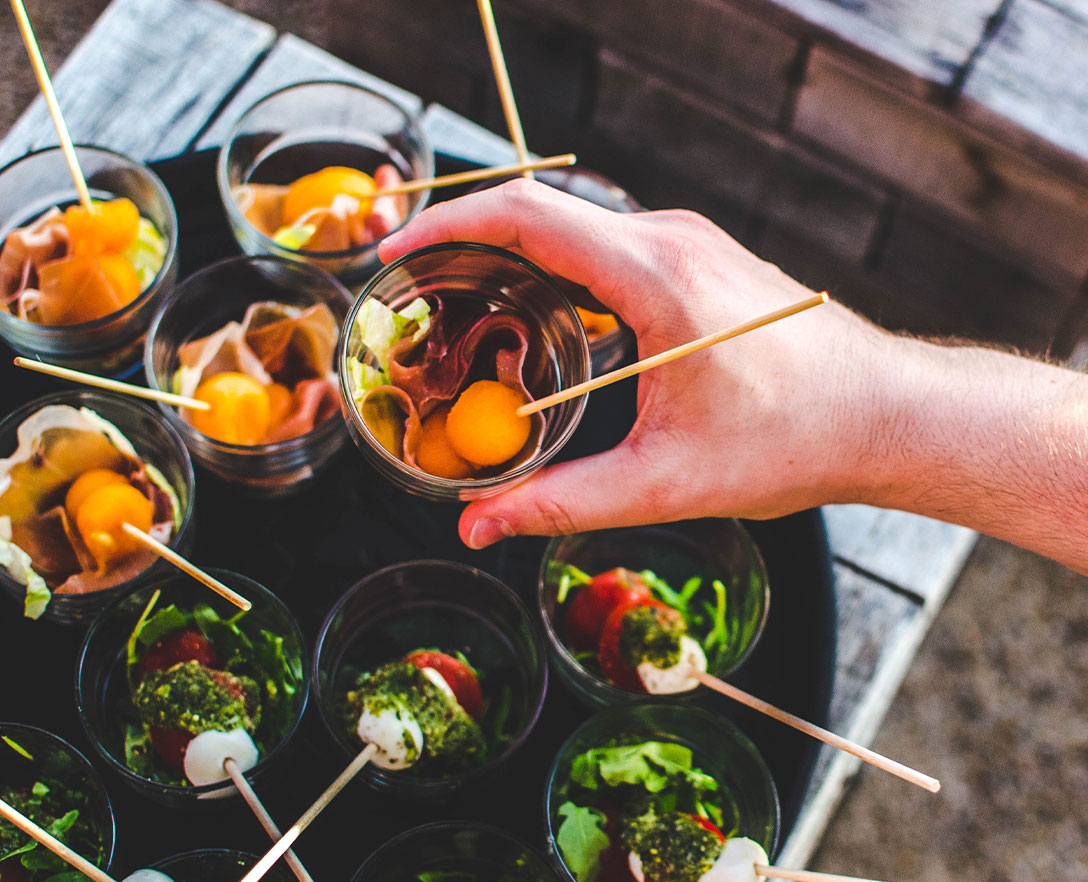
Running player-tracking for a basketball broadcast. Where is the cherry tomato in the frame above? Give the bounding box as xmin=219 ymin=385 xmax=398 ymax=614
xmin=137 ymin=630 xmax=221 ymax=679
xmin=148 ymin=726 xmax=193 ymax=772
xmin=565 ymin=568 xmax=653 ymax=651
xmin=597 ymin=599 xmax=666 ymax=692
xmin=404 ymin=650 xmax=484 ymax=718
xmin=687 ymin=814 xmax=727 ymax=842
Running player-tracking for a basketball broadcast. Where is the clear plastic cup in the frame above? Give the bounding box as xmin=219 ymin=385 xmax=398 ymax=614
xmin=144 ymin=255 xmax=351 ymax=496
xmin=0 ymin=145 xmax=178 ymax=376
xmin=353 ymin=821 xmax=561 ymax=881
xmin=538 ymin=519 xmax=770 ymax=708
xmin=145 ymin=848 xmax=293 ymax=882
xmin=217 ymin=80 xmax=433 ymax=288
xmin=75 ymin=570 xmax=309 ymax=807
xmin=337 ymin=242 xmax=590 ymax=501
xmin=313 ymin=560 xmax=548 ymax=804
xmin=543 ymin=702 xmax=780 ymax=880
xmin=0 ymin=723 xmax=116 ymax=879
xmin=0 ymin=390 xmax=196 ymax=625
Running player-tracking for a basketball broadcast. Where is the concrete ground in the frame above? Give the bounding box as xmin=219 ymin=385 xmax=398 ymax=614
xmin=2 ymin=3 xmax=1086 ymax=880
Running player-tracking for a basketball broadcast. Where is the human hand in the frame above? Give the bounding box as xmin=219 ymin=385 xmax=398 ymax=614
xmin=379 ymin=180 xmax=894 ymax=549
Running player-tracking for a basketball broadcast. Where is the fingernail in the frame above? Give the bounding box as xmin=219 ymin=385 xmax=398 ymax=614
xmin=467 ymin=516 xmax=515 ymax=549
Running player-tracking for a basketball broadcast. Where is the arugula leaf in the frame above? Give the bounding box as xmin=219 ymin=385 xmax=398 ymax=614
xmin=193 ymin=603 xmax=253 ymax=661
xmin=570 ymin=741 xmax=716 ymax=795
xmin=2 ymin=736 xmax=34 ymax=760
xmin=123 ymin=724 xmax=155 ymax=778
xmin=701 ymin=580 xmax=729 ymax=655
xmin=136 ymin=605 xmax=192 ymax=648
xmin=550 ymin=561 xmax=591 ymax=604
xmin=556 ymin=802 xmax=609 ymax=882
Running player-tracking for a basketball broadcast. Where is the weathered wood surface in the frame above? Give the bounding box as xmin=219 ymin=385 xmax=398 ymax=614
xmin=195 ymin=33 xmax=422 ymax=151
xmin=0 ymin=0 xmax=275 ymax=167
xmin=0 ymin=0 xmax=985 ymax=867
xmin=962 ymin=0 xmax=1088 ymax=166
xmin=777 ymin=563 xmax=925 ymax=867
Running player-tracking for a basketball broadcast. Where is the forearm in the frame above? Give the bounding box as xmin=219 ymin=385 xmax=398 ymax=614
xmin=856 ymin=336 xmax=1088 ymax=573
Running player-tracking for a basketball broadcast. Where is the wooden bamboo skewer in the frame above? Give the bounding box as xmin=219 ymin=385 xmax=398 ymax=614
xmin=0 ymin=797 xmax=117 ymax=882
xmin=239 ymin=743 xmax=379 ymax=882
xmin=756 ymin=866 xmax=889 ymax=882
xmin=121 ymin=523 xmax=251 ymax=611
xmin=694 ymin=670 xmax=939 ymax=792
xmin=9 ymin=0 xmax=92 ymax=211
xmin=475 ymin=0 xmax=534 ymax=180
xmin=517 ymin=292 xmax=830 ymax=417
xmin=371 ymin=153 xmax=575 ymax=198
xmin=224 ymin=759 xmax=314 ymax=882
xmin=14 ymin=358 xmax=211 ymax=411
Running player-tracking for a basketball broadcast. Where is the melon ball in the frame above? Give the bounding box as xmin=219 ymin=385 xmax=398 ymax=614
xmin=65 ymin=468 xmax=128 ymax=524
xmin=190 ymin=372 xmax=272 ymax=445
xmin=283 ymin=166 xmax=376 ymax=225
xmin=416 ymin=406 xmax=477 ymax=479
xmin=75 ymin=483 xmax=154 ymax=569
xmin=445 ymin=380 xmax=531 ymax=467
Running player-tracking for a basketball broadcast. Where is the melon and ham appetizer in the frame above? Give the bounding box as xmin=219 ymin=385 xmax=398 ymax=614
xmin=0 ymin=198 xmax=166 ymax=326
xmin=0 ymin=406 xmax=180 ymax=618
xmin=173 ymin=301 xmax=340 ymax=445
xmin=232 ymin=164 xmax=409 ymax=252
xmin=344 ymin=295 xmax=550 ymax=480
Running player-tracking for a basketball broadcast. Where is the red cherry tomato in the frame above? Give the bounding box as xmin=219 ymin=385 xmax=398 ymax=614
xmin=597 ymin=599 xmax=665 ymax=692
xmin=137 ymin=630 xmax=221 ymax=679
xmin=565 ymin=568 xmax=653 ymax=651
xmin=687 ymin=814 xmax=727 ymax=842
xmin=148 ymin=726 xmax=193 ymax=771
xmin=404 ymin=650 xmax=484 ymax=718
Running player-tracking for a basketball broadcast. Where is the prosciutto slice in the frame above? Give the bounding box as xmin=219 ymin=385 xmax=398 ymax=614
xmin=361 ymin=299 xmax=548 ymax=472
xmin=176 ymin=301 xmax=340 ymax=442
xmin=0 ymin=208 xmax=70 ymax=321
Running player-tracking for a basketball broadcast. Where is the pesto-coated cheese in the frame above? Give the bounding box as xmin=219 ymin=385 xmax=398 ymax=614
xmin=619 ymin=605 xmax=687 ymax=669
xmin=621 ymin=811 xmax=723 ymax=882
xmin=133 ymin=660 xmax=259 ymax=734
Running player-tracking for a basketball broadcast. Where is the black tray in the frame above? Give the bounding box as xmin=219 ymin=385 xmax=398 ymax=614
xmin=0 ymin=149 xmax=836 ymax=879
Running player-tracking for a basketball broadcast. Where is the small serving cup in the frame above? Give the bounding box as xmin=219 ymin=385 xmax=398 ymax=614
xmin=337 ymin=242 xmax=590 ymax=501
xmin=538 ymin=519 xmax=770 ymax=708
xmin=468 ymin=166 xmax=640 ymax=374
xmin=544 ymin=702 xmax=780 ymax=881
xmin=0 ymin=145 xmax=178 ymax=376
xmin=144 ymin=255 xmax=352 ymax=496
xmin=0 ymin=722 xmax=116 ymax=877
xmin=142 ymin=848 xmax=293 ymax=882
xmin=217 ymin=80 xmax=433 ymax=288
xmin=75 ymin=570 xmax=309 ymax=807
xmin=313 ymin=560 xmax=548 ymax=804
xmin=353 ymin=821 xmax=561 ymax=881
xmin=0 ymin=390 xmax=196 ymax=625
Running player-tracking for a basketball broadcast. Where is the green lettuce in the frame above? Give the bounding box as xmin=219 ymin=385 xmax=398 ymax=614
xmin=556 ymin=802 xmax=609 ymax=882
xmin=0 ymin=515 xmax=50 ymax=619
xmin=352 ymin=296 xmax=431 ymax=376
xmin=272 ymin=223 xmax=317 ymax=249
xmin=570 ymin=741 xmax=718 ymax=795
xmin=121 ymin=217 xmax=167 ymax=290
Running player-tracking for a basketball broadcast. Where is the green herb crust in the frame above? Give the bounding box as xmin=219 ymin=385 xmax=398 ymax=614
xmin=619 ymin=605 xmax=686 ymax=669
xmin=0 ymin=778 xmax=105 ymax=882
xmin=133 ymin=661 xmax=259 ymax=734
xmin=620 ymin=812 xmax=722 ymax=882
xmin=344 ymin=661 xmax=486 ymax=774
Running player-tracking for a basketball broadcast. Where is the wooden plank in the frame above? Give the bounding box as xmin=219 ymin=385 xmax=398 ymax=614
xmin=421 ymin=103 xmax=523 ymax=166
xmin=0 ymin=0 xmax=275 ymax=166
xmin=195 ymin=33 xmax=422 ymax=151
xmin=793 ymin=47 xmax=1088 ymax=286
xmin=962 ymin=0 xmax=1088 ymax=166
xmin=823 ymin=505 xmax=977 ymax=606
xmin=779 ymin=563 xmax=927 ymax=866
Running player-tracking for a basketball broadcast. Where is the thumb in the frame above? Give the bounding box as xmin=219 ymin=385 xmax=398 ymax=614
xmin=458 ymin=444 xmax=666 ymax=549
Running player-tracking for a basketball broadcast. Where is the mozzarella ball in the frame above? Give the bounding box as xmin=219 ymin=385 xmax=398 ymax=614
xmin=419 ymin=666 xmax=457 ymax=704
xmin=638 ymin=635 xmax=708 ymax=694
xmin=123 ymin=870 xmax=174 ymax=882
xmin=628 ymin=851 xmax=645 ymax=882
xmin=700 ymin=837 xmax=769 ymax=882
xmin=357 ymin=703 xmax=423 ymax=770
xmin=183 ymin=729 xmax=258 ymax=786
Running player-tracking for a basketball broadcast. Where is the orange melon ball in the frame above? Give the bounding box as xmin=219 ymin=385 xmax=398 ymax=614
xmin=282 ymin=166 xmax=376 ymax=225
xmin=63 ymin=198 xmax=140 ymax=254
xmin=416 ymin=406 xmax=477 ymax=479
xmin=445 ymin=380 xmax=531 ymax=467
xmin=190 ymin=372 xmax=272 ymax=445
xmin=65 ymin=468 xmax=129 ymax=524
xmin=75 ymin=483 xmax=154 ymax=570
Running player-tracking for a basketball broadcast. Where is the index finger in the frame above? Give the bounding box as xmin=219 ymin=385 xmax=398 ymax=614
xmin=378 ymin=179 xmax=659 ymax=316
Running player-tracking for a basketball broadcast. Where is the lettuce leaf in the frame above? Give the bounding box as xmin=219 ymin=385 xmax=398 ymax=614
xmin=0 ymin=515 xmax=51 ymax=619
xmin=351 ymin=297 xmax=431 ymax=376
xmin=272 ymin=224 xmax=316 ymax=249
xmin=556 ymin=802 xmax=609 ymax=882
xmin=122 ymin=217 xmax=167 ymax=290
xmin=570 ymin=741 xmax=717 ymax=795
